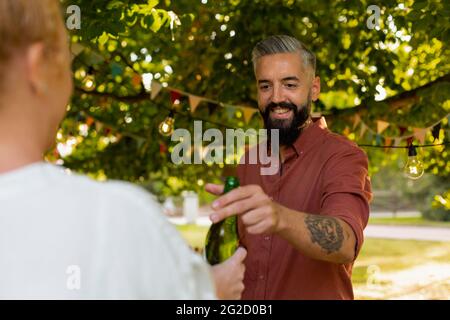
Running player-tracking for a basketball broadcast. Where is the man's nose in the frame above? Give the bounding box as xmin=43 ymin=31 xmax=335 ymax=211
xmin=271 ymin=85 xmax=284 ymax=104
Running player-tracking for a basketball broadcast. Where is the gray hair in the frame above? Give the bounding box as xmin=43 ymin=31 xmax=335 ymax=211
xmin=252 ymin=35 xmax=316 ymax=74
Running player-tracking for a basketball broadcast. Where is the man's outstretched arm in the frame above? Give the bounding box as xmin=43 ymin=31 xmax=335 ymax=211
xmin=206 ymin=184 xmax=356 ymax=264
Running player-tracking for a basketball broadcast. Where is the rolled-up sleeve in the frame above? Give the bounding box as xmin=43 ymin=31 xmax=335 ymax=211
xmin=320 ymin=146 xmax=372 ymax=258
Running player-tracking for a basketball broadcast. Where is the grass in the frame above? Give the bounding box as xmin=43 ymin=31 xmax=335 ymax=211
xmin=369 ymin=216 xmax=450 ymax=228
xmin=174 ymin=224 xmax=450 ymax=289
xmin=176 ymin=224 xmax=210 ymax=251
xmin=352 ymin=238 xmax=450 ymax=285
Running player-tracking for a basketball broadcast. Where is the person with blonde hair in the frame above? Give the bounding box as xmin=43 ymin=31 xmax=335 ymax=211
xmin=0 ymin=0 xmax=246 ymax=299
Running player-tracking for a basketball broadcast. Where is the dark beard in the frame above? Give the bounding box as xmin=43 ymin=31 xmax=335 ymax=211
xmin=261 ymin=98 xmax=311 ymax=146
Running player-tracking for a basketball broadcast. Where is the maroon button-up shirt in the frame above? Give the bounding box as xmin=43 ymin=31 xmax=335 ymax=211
xmin=236 ymin=117 xmax=372 ymax=300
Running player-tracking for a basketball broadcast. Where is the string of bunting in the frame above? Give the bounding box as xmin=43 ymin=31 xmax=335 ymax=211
xmin=149 ymin=80 xmax=258 ymax=124
xmin=70 ymin=43 xmax=449 ymax=150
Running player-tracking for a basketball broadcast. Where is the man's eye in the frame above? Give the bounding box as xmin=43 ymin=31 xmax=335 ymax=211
xmin=260 ymin=85 xmax=270 ymax=90
xmin=286 ymin=83 xmax=298 ymax=88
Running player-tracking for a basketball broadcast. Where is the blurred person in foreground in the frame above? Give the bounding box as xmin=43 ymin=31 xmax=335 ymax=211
xmin=0 ymin=0 xmax=246 ymax=299
xmin=206 ymin=35 xmax=372 ymax=299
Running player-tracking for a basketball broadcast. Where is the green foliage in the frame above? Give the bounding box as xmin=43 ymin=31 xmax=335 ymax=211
xmin=55 ymin=0 xmax=449 ymax=211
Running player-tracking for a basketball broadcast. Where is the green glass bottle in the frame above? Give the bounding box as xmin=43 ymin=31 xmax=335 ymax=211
xmin=204 ymin=176 xmax=240 ymax=265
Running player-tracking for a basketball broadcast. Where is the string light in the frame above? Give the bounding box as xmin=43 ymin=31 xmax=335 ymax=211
xmin=159 ymin=111 xmax=175 ymax=137
xmin=82 ymin=67 xmax=96 ymax=92
xmin=403 ymin=145 xmax=424 ymax=180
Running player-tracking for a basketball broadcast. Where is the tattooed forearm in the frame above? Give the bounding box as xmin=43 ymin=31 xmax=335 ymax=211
xmin=305 ymin=215 xmax=344 ymax=254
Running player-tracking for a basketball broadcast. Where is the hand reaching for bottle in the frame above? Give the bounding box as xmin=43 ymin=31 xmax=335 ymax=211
xmin=211 ymin=247 xmax=247 ymax=300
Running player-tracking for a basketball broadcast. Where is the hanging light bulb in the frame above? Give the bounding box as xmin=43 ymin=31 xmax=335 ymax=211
xmin=159 ymin=111 xmax=175 ymax=137
xmin=404 ymin=145 xmax=424 ymax=180
xmin=82 ymin=67 xmax=96 ymax=92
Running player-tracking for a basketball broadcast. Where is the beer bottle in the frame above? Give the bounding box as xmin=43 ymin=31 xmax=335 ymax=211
xmin=204 ymin=176 xmax=240 ymax=265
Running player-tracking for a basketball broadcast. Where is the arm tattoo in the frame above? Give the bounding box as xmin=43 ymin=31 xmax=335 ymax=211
xmin=305 ymin=215 xmax=344 ymax=254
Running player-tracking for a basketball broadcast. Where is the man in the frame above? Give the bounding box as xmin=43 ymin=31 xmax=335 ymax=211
xmin=206 ymin=35 xmax=372 ymax=299
xmin=0 ymin=0 xmax=246 ymax=299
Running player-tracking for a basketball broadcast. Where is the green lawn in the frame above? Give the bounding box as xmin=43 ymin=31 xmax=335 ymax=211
xmin=175 ymin=224 xmax=450 ymax=289
xmin=176 ymin=224 xmax=210 ymax=251
xmin=369 ymin=216 xmax=450 ymax=228
xmin=352 ymin=238 xmax=450 ymax=285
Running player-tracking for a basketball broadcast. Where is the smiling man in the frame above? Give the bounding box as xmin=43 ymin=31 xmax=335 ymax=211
xmin=206 ymin=35 xmax=373 ymax=299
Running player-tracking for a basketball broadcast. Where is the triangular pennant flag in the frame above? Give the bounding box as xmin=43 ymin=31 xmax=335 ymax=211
xmin=70 ymin=43 xmax=85 ymax=57
xmin=188 ymin=95 xmax=203 ymax=114
xmin=377 ymin=120 xmax=390 ymax=134
xmin=242 ymin=107 xmax=258 ymax=124
xmin=375 ymin=134 xmax=383 ymax=146
xmin=95 ymin=122 xmax=104 ymax=132
xmin=413 ymin=128 xmax=427 ymax=144
xmin=207 ymin=103 xmax=218 ymax=115
xmin=170 ymin=91 xmax=182 ymax=105
xmin=384 ymin=138 xmax=392 ymax=153
xmin=132 ymin=74 xmax=142 ymax=87
xmin=406 ymin=136 xmax=414 ymax=146
xmin=431 ymin=123 xmax=441 ymax=141
xmin=151 ymin=81 xmax=163 ymax=100
xmin=385 ymin=137 xmax=392 ymax=146
xmin=384 ymin=137 xmax=392 ymax=153
xmin=343 ymin=126 xmax=351 ymax=136
xmin=359 ymin=123 xmax=368 ymax=138
xmin=225 ymin=105 xmax=236 ymax=120
xmin=111 ymin=62 xmax=123 ymax=77
xmin=393 ymin=137 xmax=403 ymax=147
xmin=352 ymin=114 xmax=361 ymax=130
xmin=86 ymin=116 xmax=95 ymax=127
xmin=136 ymin=138 xmax=146 ymax=149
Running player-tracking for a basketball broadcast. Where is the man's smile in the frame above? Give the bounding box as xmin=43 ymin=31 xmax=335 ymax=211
xmin=270 ymin=106 xmax=293 ymax=120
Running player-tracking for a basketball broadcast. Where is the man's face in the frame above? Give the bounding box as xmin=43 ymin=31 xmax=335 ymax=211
xmin=255 ymin=52 xmax=319 ymax=145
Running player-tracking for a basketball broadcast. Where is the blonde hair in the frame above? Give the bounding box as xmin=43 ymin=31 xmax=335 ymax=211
xmin=0 ymin=0 xmax=65 ymax=90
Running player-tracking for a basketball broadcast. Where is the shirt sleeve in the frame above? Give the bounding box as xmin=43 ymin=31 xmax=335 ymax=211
xmin=320 ymin=146 xmax=372 ymax=259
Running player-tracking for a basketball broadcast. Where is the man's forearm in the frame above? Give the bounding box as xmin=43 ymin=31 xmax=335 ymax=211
xmin=275 ymin=206 xmax=356 ymax=264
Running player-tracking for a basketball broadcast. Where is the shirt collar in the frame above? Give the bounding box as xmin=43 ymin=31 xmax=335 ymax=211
xmin=283 ymin=116 xmax=328 ymax=161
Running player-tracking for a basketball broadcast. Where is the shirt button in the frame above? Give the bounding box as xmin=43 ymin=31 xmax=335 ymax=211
xmin=264 ymin=236 xmax=271 ymax=241
xmin=259 ymin=275 xmax=265 ymax=280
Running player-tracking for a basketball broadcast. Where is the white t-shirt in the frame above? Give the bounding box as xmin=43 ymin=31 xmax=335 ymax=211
xmin=0 ymin=162 xmax=216 ymax=299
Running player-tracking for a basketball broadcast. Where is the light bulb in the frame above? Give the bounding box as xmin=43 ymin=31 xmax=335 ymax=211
xmin=82 ymin=74 xmax=96 ymax=92
xmin=404 ymin=145 xmax=424 ymax=180
xmin=159 ymin=112 xmax=175 ymax=136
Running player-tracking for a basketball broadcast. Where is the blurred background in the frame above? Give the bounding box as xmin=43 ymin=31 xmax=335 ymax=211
xmin=57 ymin=0 xmax=449 ymax=299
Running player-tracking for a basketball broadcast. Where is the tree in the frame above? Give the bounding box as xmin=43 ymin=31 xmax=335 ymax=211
xmin=54 ymin=0 xmax=449 ymax=207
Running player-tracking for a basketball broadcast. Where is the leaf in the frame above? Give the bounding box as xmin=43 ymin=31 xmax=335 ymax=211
xmin=147 ymin=0 xmax=159 ymax=10
xmin=150 ymin=9 xmax=163 ymax=32
xmin=98 ymin=32 xmax=109 ymax=46
xmin=107 ymin=0 xmax=124 ymax=10
xmin=413 ymin=0 xmax=428 ymax=11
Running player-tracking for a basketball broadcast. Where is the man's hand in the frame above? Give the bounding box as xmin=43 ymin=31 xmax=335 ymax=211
xmin=205 ymin=183 xmax=283 ymax=235
xmin=211 ymin=247 xmax=247 ymax=300
xmin=205 ymin=183 xmax=357 ymax=264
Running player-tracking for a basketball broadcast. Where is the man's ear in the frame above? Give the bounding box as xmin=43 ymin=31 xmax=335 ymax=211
xmin=311 ymin=76 xmax=321 ymax=101
xmin=26 ymin=43 xmax=48 ymax=95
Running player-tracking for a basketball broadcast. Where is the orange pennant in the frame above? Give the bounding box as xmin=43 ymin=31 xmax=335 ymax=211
xmin=242 ymin=107 xmax=258 ymax=124
xmin=359 ymin=123 xmax=368 ymax=138
xmin=353 ymin=114 xmax=361 ymax=129
xmin=150 ymin=81 xmax=163 ymax=100
xmin=413 ymin=128 xmax=427 ymax=144
xmin=377 ymin=120 xmax=390 ymax=134
xmin=188 ymin=95 xmax=203 ymax=114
